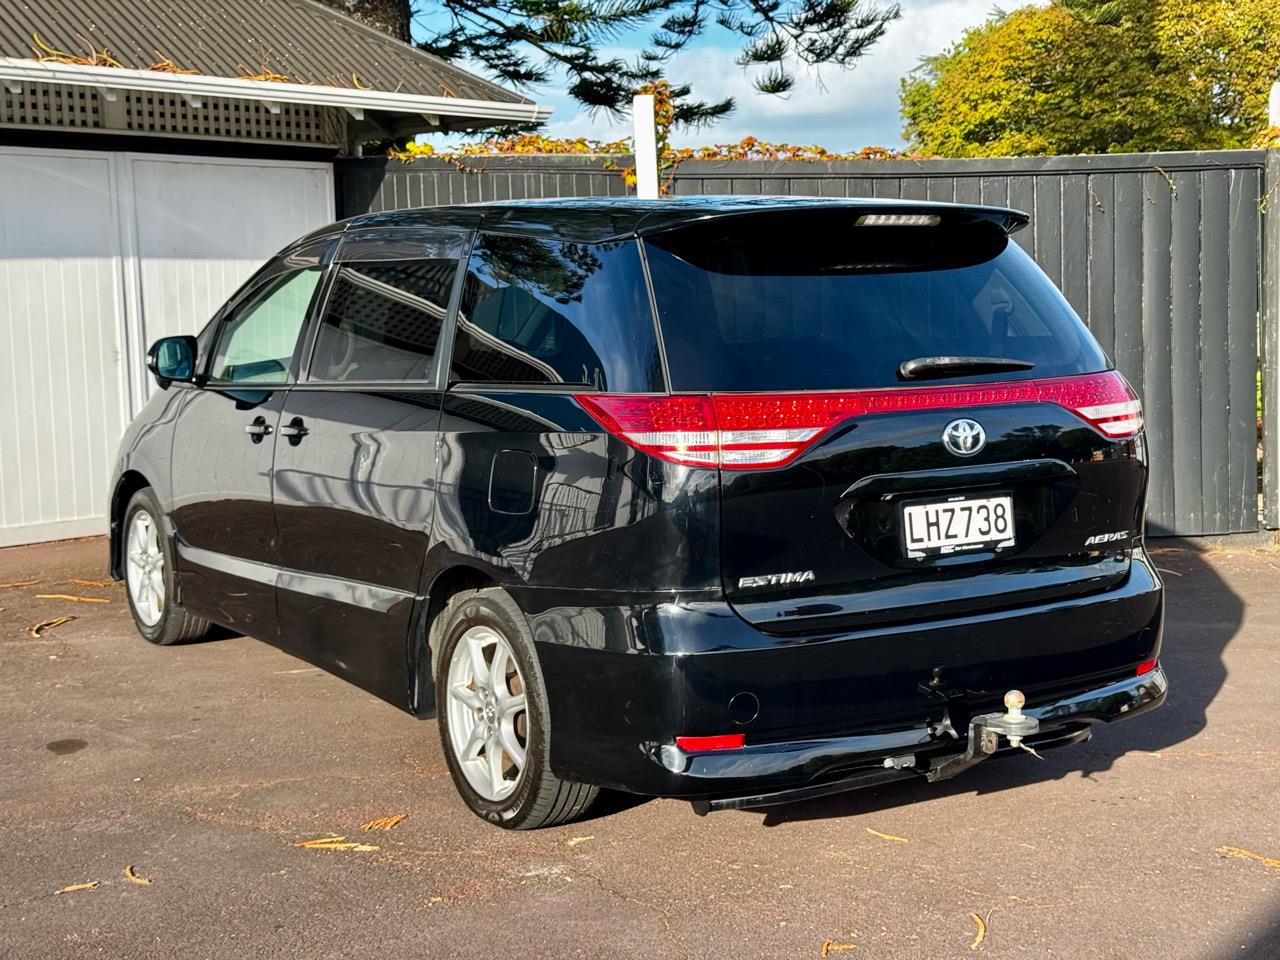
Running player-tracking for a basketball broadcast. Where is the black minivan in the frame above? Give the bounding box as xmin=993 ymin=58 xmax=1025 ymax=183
xmin=110 ymin=197 xmax=1166 ymax=828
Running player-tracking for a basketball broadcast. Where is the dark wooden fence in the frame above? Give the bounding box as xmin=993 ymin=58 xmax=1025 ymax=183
xmin=336 ymin=150 xmax=1279 ymax=538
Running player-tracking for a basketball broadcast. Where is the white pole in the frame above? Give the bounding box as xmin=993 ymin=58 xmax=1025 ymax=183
xmin=633 ymin=93 xmax=659 ymax=199
xmin=1271 ymin=80 xmax=1280 ymax=127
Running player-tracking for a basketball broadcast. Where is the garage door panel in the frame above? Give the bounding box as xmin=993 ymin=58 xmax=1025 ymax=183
xmin=0 ymin=151 xmax=125 ymax=545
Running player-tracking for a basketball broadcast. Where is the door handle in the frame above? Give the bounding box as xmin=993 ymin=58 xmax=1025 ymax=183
xmin=244 ymin=416 xmax=273 ymax=443
xmin=280 ymin=417 xmax=309 ymax=445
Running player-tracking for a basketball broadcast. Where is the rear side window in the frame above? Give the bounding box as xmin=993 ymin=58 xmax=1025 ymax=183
xmin=645 ymin=212 xmax=1108 ymax=392
xmin=310 ymin=231 xmax=464 ymax=383
xmin=452 ymin=234 xmax=663 ymax=392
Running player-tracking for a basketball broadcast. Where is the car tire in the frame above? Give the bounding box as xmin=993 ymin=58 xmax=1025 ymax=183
xmin=433 ymin=587 xmax=598 ymax=829
xmin=122 ymin=487 xmax=212 ymax=646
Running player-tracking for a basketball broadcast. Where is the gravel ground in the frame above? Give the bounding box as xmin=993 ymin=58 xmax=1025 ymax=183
xmin=1 ymin=537 xmax=1277 ymax=960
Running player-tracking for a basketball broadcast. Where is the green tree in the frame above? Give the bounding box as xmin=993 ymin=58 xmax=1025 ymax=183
xmin=1155 ymin=0 xmax=1280 ymax=144
xmin=901 ymin=1 xmax=1280 ymax=158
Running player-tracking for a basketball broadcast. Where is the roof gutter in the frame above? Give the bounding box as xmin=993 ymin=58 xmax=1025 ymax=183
xmin=0 ymin=57 xmax=552 ymax=125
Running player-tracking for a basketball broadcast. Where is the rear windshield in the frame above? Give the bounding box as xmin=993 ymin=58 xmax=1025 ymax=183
xmin=645 ymin=212 xmax=1108 ymax=392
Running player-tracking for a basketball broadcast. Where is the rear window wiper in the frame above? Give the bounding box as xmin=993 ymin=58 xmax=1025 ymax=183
xmin=898 ymin=356 xmax=1035 ymax=381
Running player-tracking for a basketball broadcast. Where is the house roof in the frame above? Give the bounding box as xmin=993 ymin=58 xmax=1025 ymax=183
xmin=0 ymin=0 xmax=529 ymax=105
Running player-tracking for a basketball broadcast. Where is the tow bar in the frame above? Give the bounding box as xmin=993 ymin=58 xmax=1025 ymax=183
xmin=689 ymin=670 xmax=1166 ymax=815
xmin=927 ymin=689 xmax=1042 ymax=782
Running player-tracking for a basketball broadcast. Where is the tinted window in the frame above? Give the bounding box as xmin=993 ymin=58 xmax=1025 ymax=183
xmin=209 ymin=268 xmax=321 ymax=384
xmin=453 ymin=235 xmax=662 ymax=392
xmin=311 ymin=256 xmax=458 ymax=383
xmin=645 ymin=212 xmax=1108 ymax=392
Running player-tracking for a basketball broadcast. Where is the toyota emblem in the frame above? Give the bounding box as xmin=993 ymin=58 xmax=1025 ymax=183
xmin=942 ymin=418 xmax=986 ymax=457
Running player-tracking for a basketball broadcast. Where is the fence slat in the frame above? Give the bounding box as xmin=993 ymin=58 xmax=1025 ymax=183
xmin=1141 ymin=171 xmax=1175 ymax=534
xmin=1200 ymin=170 xmax=1232 ymax=533
xmin=1169 ymin=171 xmax=1203 ymax=533
xmin=1085 ymin=174 xmax=1116 ymax=358
xmin=1060 ymin=174 xmax=1089 ymax=316
xmin=1227 ymin=168 xmax=1261 ymax=532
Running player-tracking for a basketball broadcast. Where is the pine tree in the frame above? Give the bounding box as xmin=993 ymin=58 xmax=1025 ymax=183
xmin=323 ymin=0 xmax=900 ymax=129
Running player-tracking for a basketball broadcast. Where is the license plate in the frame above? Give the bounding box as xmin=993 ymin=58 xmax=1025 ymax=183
xmin=901 ymin=495 xmax=1015 ymax=558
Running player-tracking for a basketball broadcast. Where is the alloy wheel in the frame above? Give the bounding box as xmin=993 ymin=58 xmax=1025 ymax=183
xmin=125 ymin=509 xmax=166 ymax=627
xmin=445 ymin=624 xmax=529 ymax=802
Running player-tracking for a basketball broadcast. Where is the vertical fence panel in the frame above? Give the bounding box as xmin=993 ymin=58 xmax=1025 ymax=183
xmin=1033 ymin=177 xmax=1064 ymax=289
xmin=953 ymin=177 xmax=981 ymax=205
xmin=1200 ymin=171 xmax=1232 ymax=532
xmin=1085 ymin=174 xmax=1116 ymax=357
xmin=1111 ymin=172 xmax=1147 ymax=405
xmin=1265 ymin=151 xmax=1280 ymax=530
xmin=1169 ymin=171 xmax=1204 ymax=534
xmin=1060 ymin=174 xmax=1089 ymax=314
xmin=1141 ymin=171 xmax=1176 ymax=532
xmin=845 ymin=178 xmax=874 ymax=198
xmin=335 ymin=150 xmax=1270 ymax=537
xmin=1227 ymin=169 xmax=1262 ymax=532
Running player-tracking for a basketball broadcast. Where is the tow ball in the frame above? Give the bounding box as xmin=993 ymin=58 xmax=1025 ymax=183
xmin=926 ymin=690 xmax=1043 ymax=782
xmin=983 ymin=690 xmax=1042 ymax=756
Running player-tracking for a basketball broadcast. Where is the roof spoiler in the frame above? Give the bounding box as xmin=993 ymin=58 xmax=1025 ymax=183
xmin=635 ymin=202 xmax=1031 ymax=238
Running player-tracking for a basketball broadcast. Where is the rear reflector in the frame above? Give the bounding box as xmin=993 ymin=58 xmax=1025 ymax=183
xmin=577 ymin=370 xmax=1143 ymax=470
xmin=1136 ymin=659 xmax=1158 ymax=676
xmin=675 ymin=734 xmax=746 ymax=752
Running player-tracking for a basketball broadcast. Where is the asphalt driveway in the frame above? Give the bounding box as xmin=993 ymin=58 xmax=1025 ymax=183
xmin=1 ymin=537 xmax=1278 ymax=959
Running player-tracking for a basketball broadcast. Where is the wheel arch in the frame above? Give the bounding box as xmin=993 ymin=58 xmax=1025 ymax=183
xmin=409 ymin=564 xmax=499 ymax=717
xmin=109 ymin=470 xmax=153 ymax=580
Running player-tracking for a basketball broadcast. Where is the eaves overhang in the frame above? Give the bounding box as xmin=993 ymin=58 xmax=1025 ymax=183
xmin=0 ymin=57 xmax=552 ymax=126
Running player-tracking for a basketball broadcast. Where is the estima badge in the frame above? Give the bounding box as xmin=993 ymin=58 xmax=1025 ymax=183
xmin=738 ymin=570 xmax=816 ymax=590
xmin=942 ymin=418 xmax=986 ymax=457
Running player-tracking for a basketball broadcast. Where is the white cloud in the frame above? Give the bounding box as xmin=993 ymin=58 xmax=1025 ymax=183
xmin=536 ymin=0 xmax=1009 ymax=150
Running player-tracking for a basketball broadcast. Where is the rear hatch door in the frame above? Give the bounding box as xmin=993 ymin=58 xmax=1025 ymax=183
xmin=644 ymin=207 xmax=1147 ymax=637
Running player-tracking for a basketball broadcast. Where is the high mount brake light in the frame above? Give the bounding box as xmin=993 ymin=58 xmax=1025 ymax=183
xmin=856 ymin=213 xmax=942 ymax=227
xmin=577 ymin=371 xmax=1143 ymax=470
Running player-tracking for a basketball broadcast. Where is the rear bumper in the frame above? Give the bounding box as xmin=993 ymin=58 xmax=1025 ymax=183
xmin=688 ymin=667 xmax=1165 ymax=812
xmin=530 ymin=550 xmax=1164 ymax=797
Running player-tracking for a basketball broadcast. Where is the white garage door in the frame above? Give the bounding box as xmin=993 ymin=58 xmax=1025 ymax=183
xmin=0 ymin=148 xmax=334 ymax=547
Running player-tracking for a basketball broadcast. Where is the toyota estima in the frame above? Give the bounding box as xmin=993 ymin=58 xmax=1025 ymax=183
xmin=110 ymin=197 xmax=1166 ymax=829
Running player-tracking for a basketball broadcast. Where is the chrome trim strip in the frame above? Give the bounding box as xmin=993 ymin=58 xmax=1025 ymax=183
xmin=276 ymin=570 xmax=412 ymax=614
xmin=177 ymin=541 xmax=279 ymax=588
xmin=176 ymin=540 xmax=414 ymax=613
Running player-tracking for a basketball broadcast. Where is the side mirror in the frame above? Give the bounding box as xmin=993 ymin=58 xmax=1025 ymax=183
xmin=146 ymin=335 xmax=198 ymax=388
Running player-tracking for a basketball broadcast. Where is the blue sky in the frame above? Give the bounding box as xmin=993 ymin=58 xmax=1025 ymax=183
xmin=411 ymin=0 xmax=1007 ymax=150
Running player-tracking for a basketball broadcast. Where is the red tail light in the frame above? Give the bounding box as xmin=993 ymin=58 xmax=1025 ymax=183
xmin=675 ymin=734 xmax=746 ymax=752
xmin=577 ymin=371 xmax=1143 ymax=470
xmin=1136 ymin=658 xmax=1158 ymax=676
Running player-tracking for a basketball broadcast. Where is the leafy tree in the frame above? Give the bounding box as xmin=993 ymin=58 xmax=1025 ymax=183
xmin=1057 ymin=0 xmax=1146 ymax=26
xmin=1154 ymin=0 xmax=1280 ymax=144
xmin=901 ymin=1 xmax=1280 ymax=158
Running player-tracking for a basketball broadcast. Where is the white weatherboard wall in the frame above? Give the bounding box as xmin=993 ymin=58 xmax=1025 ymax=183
xmin=0 ymin=148 xmax=334 ymax=547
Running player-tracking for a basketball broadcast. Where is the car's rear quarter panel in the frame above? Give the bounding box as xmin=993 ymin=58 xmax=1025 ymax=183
xmin=428 ymin=390 xmax=721 ymax=601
